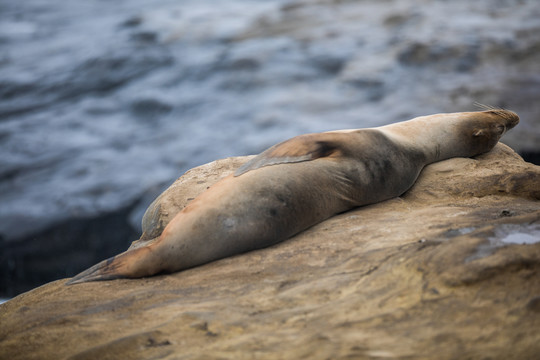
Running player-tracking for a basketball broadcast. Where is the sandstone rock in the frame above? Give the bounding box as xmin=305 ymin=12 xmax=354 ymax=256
xmin=1 ymin=143 xmax=539 ymax=359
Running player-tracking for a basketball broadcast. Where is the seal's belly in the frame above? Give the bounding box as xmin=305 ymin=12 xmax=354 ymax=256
xmin=174 ymin=157 xmax=420 ymax=267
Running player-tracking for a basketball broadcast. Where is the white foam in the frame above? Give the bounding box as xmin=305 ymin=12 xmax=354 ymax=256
xmin=500 ymin=232 xmax=540 ymax=245
xmin=495 ymin=224 xmax=540 ymax=245
xmin=466 ymin=223 xmax=540 ymax=262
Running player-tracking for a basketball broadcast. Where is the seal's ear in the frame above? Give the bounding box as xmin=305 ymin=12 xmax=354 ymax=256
xmin=235 ymin=134 xmax=341 ymax=176
xmin=473 ymin=129 xmax=484 ymax=137
xmin=473 ymin=124 xmax=505 ymax=138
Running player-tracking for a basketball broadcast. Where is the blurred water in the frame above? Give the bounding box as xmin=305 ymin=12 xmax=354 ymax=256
xmin=1 ymin=0 xmax=540 ymax=296
xmin=2 ymin=0 xmax=538 ymax=242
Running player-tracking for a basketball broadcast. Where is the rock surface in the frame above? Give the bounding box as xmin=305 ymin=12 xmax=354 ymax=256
xmin=1 ymin=143 xmax=539 ymax=359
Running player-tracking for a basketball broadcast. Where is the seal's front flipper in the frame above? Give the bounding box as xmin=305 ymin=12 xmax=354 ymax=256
xmin=235 ymin=133 xmax=344 ymax=176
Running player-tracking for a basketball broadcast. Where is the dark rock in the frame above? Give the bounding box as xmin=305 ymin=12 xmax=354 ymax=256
xmin=520 ymin=150 xmax=540 ymax=165
xmin=0 ymin=202 xmax=139 ymax=297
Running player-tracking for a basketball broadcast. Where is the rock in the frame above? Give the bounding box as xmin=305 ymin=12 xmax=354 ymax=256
xmin=0 ymin=143 xmax=539 ymax=359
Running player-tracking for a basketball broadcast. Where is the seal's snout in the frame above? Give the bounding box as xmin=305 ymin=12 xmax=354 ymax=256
xmin=504 ymin=110 xmax=519 ymax=129
xmin=488 ymin=109 xmax=520 ymax=130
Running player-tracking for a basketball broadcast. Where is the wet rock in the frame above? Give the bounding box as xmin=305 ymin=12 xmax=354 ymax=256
xmin=0 ymin=143 xmax=538 ymax=359
xmin=0 ymin=203 xmax=139 ymax=297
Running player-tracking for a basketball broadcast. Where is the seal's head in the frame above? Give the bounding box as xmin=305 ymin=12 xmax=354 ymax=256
xmin=466 ymin=109 xmax=519 ymax=154
xmin=383 ymin=109 xmax=520 ymax=162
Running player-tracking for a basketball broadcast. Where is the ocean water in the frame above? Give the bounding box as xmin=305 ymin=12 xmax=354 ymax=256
xmin=2 ymin=0 xmax=539 ymax=297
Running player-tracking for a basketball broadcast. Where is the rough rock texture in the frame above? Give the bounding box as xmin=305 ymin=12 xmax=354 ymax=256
xmin=2 ymin=0 xmax=540 ymax=296
xmin=1 ymin=143 xmax=539 ymax=359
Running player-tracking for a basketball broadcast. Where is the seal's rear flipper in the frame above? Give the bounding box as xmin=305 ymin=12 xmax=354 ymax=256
xmin=66 ymin=255 xmax=127 ymax=285
xmin=66 ymin=246 xmax=156 ymax=285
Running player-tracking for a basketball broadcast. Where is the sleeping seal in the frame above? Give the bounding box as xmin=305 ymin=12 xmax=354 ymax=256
xmin=68 ymin=109 xmax=519 ymax=284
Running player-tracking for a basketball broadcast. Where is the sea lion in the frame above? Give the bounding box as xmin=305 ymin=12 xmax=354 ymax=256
xmin=67 ymin=109 xmax=519 ymax=284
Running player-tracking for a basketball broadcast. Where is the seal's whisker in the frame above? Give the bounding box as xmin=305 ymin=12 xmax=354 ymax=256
xmin=474 ymin=102 xmax=497 ymax=111
xmin=473 ymin=102 xmax=515 ymax=121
